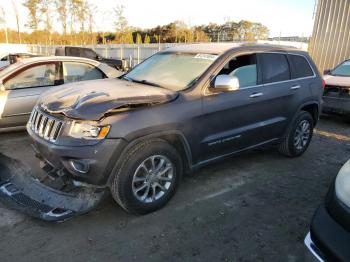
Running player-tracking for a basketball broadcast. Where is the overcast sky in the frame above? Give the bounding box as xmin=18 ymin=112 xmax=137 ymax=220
xmin=1 ymin=0 xmax=316 ymax=37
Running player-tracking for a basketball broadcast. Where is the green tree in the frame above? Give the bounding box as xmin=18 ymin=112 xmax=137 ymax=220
xmin=136 ymin=33 xmax=142 ymax=44
xmin=237 ymin=20 xmax=254 ymax=40
xmin=144 ymin=34 xmax=150 ymax=44
xmin=252 ymin=23 xmax=269 ymax=40
xmin=124 ymin=31 xmax=134 ymax=44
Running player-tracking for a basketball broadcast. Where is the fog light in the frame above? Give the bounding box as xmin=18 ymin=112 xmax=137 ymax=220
xmin=69 ymin=160 xmax=90 ymax=174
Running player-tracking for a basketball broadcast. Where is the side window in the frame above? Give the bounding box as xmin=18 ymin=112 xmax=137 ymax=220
xmin=217 ymin=54 xmax=257 ymax=88
xmin=260 ymin=53 xmax=290 ymax=84
xmin=4 ymin=63 xmax=56 ymax=90
xmin=63 ymin=62 xmax=104 ymax=84
xmin=82 ymin=49 xmax=97 ymax=59
xmin=289 ymin=54 xmax=314 ymax=79
xmin=68 ymin=48 xmax=81 ymax=57
xmin=1 ymin=55 xmax=9 ymax=61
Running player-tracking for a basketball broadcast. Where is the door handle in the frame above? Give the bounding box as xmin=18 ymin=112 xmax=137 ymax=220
xmin=249 ymin=92 xmax=263 ymax=98
xmin=290 ymin=85 xmax=301 ymax=90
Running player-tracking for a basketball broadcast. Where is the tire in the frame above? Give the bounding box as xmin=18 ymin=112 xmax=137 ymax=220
xmin=278 ymin=111 xmax=314 ymax=157
xmin=110 ymin=139 xmax=183 ymax=215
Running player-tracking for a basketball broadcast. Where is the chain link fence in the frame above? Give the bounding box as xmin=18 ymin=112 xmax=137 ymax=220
xmin=27 ymin=43 xmax=179 ymax=67
xmin=0 ymin=41 xmax=308 ymax=69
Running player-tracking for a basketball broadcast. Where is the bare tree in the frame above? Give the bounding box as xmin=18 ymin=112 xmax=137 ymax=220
xmin=55 ymin=0 xmax=68 ymax=36
xmin=86 ymin=3 xmax=96 ymax=44
xmin=68 ymin=0 xmax=81 ymax=44
xmin=0 ymin=7 xmax=8 ymax=43
xmin=23 ymin=0 xmax=40 ymax=30
xmin=77 ymin=0 xmax=90 ymax=44
xmin=39 ymin=0 xmax=53 ymax=44
xmin=114 ymin=5 xmax=128 ymax=33
xmin=11 ymin=0 xmax=21 ymax=43
xmin=114 ymin=5 xmax=129 ymax=43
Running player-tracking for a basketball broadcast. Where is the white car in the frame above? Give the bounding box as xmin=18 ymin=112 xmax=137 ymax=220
xmin=0 ymin=56 xmax=122 ymax=131
xmin=0 ymin=52 xmax=38 ymax=69
xmin=305 ymin=159 xmax=350 ymax=261
xmin=322 ymin=59 xmax=350 ymax=115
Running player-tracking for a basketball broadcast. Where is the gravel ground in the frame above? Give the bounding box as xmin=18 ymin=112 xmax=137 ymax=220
xmin=0 ymin=115 xmax=349 ymax=262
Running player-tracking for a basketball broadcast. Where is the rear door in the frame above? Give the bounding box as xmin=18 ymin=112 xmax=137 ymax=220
xmin=288 ymin=53 xmax=316 ymax=95
xmin=0 ymin=62 xmax=60 ymax=128
xmin=257 ymin=52 xmax=301 ymax=141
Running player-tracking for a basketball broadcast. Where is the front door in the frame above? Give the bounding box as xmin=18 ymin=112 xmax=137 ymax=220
xmin=0 ymin=62 xmax=60 ymax=128
xmin=199 ymin=53 xmax=268 ymax=162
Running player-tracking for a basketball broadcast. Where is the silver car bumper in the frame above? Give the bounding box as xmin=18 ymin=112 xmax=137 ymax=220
xmin=304 ymin=232 xmax=324 ymax=262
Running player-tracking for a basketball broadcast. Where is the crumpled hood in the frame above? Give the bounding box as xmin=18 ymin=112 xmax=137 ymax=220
xmin=38 ymin=78 xmax=178 ymax=120
xmin=324 ymin=74 xmax=350 ymax=87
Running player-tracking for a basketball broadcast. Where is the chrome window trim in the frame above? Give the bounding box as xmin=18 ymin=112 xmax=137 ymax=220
xmin=204 ymin=51 xmax=317 ymax=95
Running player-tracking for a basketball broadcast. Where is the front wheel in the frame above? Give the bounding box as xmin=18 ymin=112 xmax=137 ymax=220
xmin=278 ymin=111 xmax=314 ymax=157
xmin=110 ymin=139 xmax=183 ymax=215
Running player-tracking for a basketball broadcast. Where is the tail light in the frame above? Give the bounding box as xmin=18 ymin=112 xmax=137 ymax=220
xmin=322 ymin=79 xmax=326 ymax=89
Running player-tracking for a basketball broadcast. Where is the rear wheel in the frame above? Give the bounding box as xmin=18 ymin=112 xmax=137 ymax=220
xmin=278 ymin=111 xmax=314 ymax=157
xmin=110 ymin=139 xmax=183 ymax=215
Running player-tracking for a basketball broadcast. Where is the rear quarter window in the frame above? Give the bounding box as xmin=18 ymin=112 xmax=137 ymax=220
xmin=288 ymin=54 xmax=314 ymax=79
xmin=260 ymin=53 xmax=290 ymax=84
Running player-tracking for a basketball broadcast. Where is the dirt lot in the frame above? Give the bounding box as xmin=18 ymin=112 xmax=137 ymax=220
xmin=0 ymin=115 xmax=349 ymax=262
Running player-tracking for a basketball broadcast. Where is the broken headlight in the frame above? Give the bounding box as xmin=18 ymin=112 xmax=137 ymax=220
xmin=335 ymin=159 xmax=350 ymax=208
xmin=68 ymin=121 xmax=110 ymax=140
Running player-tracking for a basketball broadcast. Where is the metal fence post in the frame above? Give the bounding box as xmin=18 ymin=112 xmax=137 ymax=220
xmin=137 ymin=46 xmax=140 ymax=64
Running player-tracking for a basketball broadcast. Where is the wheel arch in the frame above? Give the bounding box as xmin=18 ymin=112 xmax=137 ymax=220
xmin=299 ymin=102 xmax=319 ymax=125
xmin=107 ymin=130 xmax=193 ymax=186
xmin=281 ymin=101 xmax=320 ymax=141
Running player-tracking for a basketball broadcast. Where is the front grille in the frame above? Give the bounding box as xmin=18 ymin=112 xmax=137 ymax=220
xmin=29 ymin=107 xmax=63 ymax=142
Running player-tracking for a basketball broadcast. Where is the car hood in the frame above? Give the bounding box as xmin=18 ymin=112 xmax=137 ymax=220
xmin=38 ymin=78 xmax=178 ymax=120
xmin=324 ymin=74 xmax=350 ymax=87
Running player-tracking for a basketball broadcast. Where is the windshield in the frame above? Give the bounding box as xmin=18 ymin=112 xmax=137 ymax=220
xmin=331 ymin=60 xmax=350 ymax=77
xmin=124 ymin=52 xmax=218 ymax=91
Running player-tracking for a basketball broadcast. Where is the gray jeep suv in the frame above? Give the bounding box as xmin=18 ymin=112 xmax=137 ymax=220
xmin=2 ymin=43 xmax=323 ymax=220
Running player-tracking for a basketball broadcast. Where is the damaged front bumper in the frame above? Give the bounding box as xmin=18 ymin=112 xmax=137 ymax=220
xmin=322 ymin=93 xmax=350 ymax=115
xmin=0 ymin=153 xmax=106 ymax=222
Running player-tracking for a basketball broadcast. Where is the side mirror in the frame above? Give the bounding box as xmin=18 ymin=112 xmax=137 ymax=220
xmin=323 ymin=69 xmax=331 ymax=75
xmin=213 ymin=75 xmax=240 ymax=92
xmin=96 ymin=55 xmax=102 ymax=61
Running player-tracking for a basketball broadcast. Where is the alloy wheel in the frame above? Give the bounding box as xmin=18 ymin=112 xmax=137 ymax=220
xmin=132 ymin=155 xmax=174 ymax=203
xmin=294 ymin=119 xmax=311 ymax=150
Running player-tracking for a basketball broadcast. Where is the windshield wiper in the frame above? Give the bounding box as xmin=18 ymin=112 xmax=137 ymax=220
xmin=122 ymin=76 xmax=164 ymax=88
